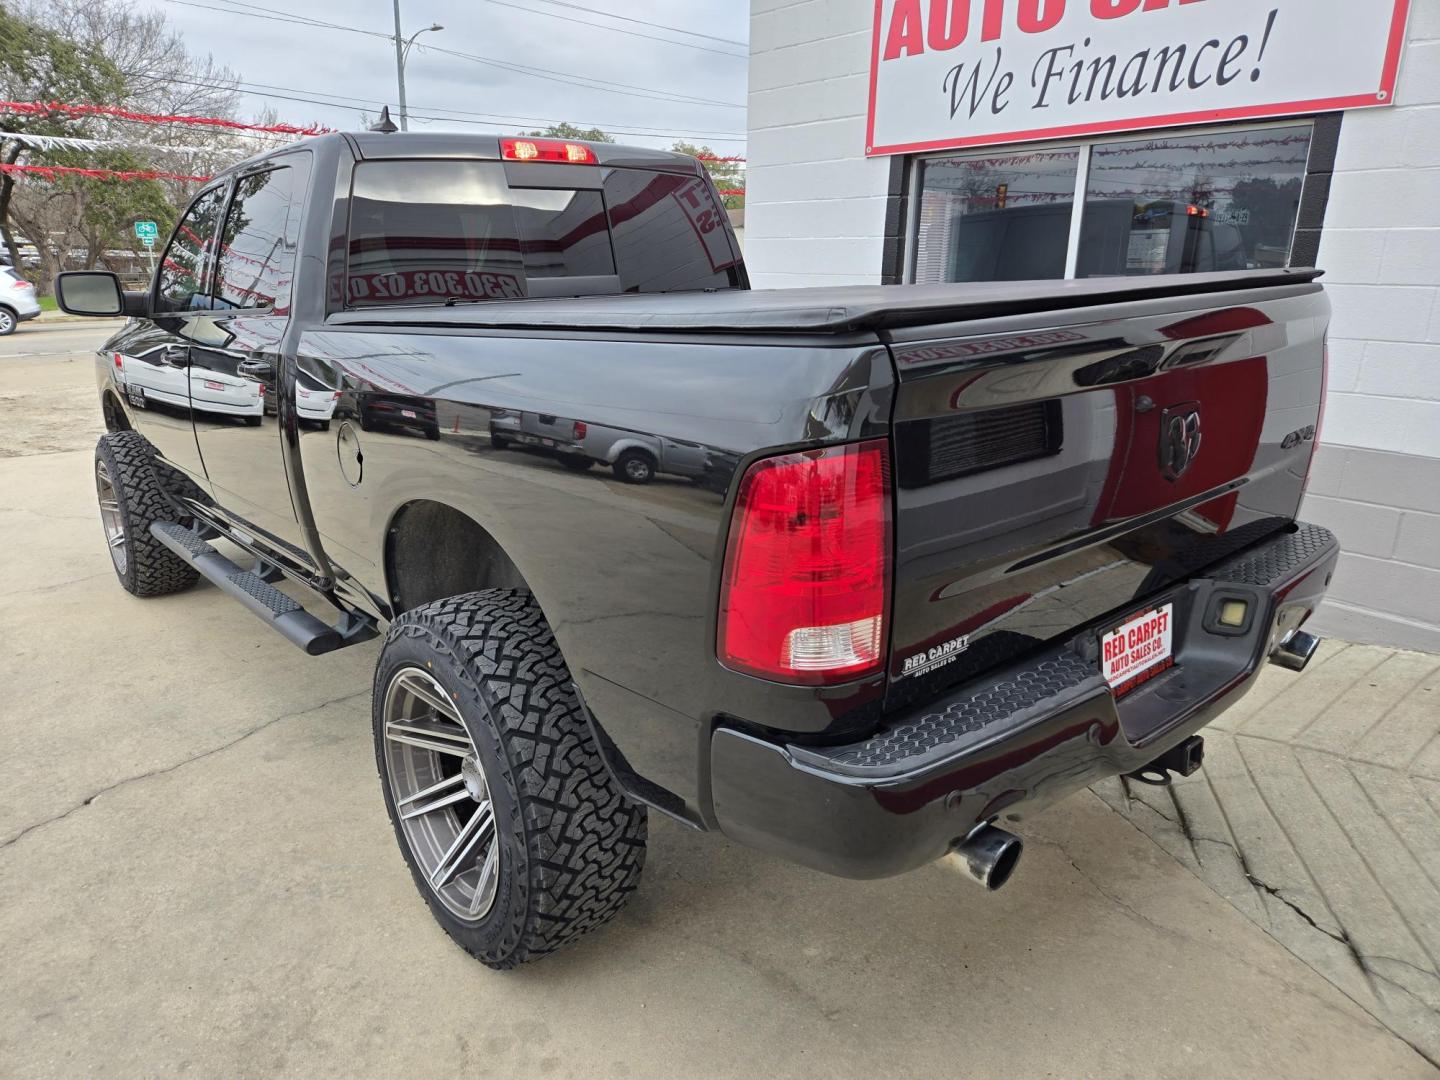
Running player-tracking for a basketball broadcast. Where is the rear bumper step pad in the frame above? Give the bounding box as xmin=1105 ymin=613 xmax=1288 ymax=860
xmin=150 ymin=521 xmax=361 ymax=655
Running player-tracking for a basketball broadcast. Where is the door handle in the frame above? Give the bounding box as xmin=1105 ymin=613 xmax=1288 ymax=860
xmin=237 ymin=358 xmax=274 ymax=379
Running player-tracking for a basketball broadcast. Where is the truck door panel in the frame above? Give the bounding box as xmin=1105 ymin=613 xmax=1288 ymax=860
xmin=189 ymin=158 xmax=312 ymax=555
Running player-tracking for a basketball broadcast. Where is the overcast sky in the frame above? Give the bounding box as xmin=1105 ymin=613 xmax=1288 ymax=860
xmin=137 ymin=0 xmax=749 ymax=151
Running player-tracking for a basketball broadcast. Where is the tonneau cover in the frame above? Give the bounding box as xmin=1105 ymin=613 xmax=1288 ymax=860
xmin=326 ymin=268 xmax=1322 ymax=336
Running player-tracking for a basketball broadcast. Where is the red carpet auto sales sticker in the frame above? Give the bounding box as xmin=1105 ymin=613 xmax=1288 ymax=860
xmin=1102 ymin=603 xmax=1174 ymax=695
xmin=865 ymin=0 xmax=1411 ymax=155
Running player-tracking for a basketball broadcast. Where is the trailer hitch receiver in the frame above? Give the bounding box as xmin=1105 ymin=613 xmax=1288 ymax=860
xmin=1127 ymin=735 xmax=1205 ymax=787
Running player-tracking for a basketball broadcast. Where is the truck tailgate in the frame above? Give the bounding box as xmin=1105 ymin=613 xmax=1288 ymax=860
xmin=882 ymin=278 xmax=1328 ymax=710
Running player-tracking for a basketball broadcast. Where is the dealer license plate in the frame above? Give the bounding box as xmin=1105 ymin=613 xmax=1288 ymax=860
xmin=1101 ymin=603 xmax=1174 ymax=696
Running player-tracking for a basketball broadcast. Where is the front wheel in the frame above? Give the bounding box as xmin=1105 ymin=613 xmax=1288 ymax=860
xmin=374 ymin=590 xmax=647 ymax=968
xmin=94 ymin=432 xmax=199 ymax=597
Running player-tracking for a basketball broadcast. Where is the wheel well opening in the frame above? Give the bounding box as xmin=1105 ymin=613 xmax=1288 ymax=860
xmin=102 ymin=391 xmax=131 ymax=432
xmin=385 ymin=501 xmax=528 ymax=614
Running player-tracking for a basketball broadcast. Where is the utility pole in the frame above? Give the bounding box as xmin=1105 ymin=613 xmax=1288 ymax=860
xmin=391 ymin=2 xmax=442 ymax=132
xmin=392 ymin=0 xmax=409 ymax=132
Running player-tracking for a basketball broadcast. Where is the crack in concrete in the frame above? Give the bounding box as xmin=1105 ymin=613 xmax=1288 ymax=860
xmin=1108 ymin=768 xmax=1440 ymax=1069
xmin=0 ymin=689 xmax=369 ymax=852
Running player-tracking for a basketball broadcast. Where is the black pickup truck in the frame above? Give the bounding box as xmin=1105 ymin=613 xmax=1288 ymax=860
xmin=59 ymin=131 xmax=1337 ymax=969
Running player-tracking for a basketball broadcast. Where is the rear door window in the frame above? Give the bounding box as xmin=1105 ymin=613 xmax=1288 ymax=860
xmin=213 ymin=158 xmax=310 ymax=313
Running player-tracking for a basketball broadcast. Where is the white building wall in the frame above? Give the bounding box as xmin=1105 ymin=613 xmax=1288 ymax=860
xmin=747 ymin=0 xmax=888 ymax=288
xmin=1302 ymin=5 xmax=1440 ymax=652
xmin=747 ymin=0 xmax=1440 ymax=650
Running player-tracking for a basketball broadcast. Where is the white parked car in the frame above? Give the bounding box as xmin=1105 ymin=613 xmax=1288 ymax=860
xmin=115 ymin=347 xmax=264 ymax=424
xmin=296 ymin=374 xmax=341 ymax=426
xmin=0 ymin=264 xmax=41 ymax=334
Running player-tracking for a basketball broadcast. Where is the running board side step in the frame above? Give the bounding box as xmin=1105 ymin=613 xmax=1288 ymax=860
xmin=150 ymin=522 xmax=376 ymax=656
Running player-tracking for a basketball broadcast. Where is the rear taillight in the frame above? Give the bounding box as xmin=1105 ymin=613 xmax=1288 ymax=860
xmin=112 ymin=351 xmax=123 ymax=369
xmin=573 ymin=420 xmax=588 ymax=440
xmin=501 ymin=138 xmax=597 ymax=165
xmin=718 ymin=439 xmax=891 ymax=685
xmin=13 ymin=280 xmax=32 ymax=289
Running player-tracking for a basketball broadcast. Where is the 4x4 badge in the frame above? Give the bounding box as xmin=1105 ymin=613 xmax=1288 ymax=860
xmin=1159 ymin=403 xmax=1202 ymax=481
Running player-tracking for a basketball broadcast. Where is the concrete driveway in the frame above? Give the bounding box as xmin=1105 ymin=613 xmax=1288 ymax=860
xmin=1 ymin=322 xmax=1435 ymax=1078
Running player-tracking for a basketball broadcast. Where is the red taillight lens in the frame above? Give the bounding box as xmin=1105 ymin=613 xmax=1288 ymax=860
xmin=112 ymin=351 xmax=123 ymax=369
xmin=500 ymin=138 xmax=597 ymax=165
xmin=718 ymin=439 xmax=891 ymax=685
xmin=13 ymin=280 xmax=32 ymax=289
xmin=573 ymin=420 xmax=587 ymax=439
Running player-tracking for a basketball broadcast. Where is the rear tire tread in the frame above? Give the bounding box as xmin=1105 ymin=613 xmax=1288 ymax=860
xmin=377 ymin=589 xmax=646 ymax=968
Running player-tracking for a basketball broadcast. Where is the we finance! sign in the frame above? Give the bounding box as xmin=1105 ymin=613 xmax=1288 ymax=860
xmin=865 ymin=0 xmax=1411 ymax=156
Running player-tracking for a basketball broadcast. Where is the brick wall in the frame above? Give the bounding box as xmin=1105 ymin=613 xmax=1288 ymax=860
xmin=1301 ymin=4 xmax=1440 ymax=652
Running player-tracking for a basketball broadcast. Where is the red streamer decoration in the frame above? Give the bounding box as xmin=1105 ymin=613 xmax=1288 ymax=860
xmin=0 ymin=100 xmax=331 ymax=136
xmin=0 ymin=162 xmax=211 ymax=182
xmin=697 ymin=153 xmax=746 ymax=163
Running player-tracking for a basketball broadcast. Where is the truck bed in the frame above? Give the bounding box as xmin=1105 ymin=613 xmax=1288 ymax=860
xmin=326 ymin=268 xmax=1323 ymax=335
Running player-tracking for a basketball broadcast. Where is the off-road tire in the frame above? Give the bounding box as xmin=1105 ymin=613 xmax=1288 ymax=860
xmin=373 ymin=590 xmax=647 ymax=968
xmin=95 ymin=432 xmax=200 ymax=597
xmin=612 ymin=448 xmax=656 ymax=484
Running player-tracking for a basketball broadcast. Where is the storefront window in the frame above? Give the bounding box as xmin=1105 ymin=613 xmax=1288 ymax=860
xmin=1077 ymin=125 xmax=1311 ymax=277
xmin=914 ymin=148 xmax=1079 ymax=283
xmin=909 ymin=122 xmax=1313 ymax=284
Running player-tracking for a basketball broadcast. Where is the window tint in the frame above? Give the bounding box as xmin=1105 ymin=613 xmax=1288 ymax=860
xmin=603 ymin=170 xmax=739 ymax=293
xmin=156 ymin=185 xmax=228 ymax=312
xmin=511 ymin=187 xmax=614 ymax=278
xmin=348 ymin=161 xmax=528 ymax=307
xmin=1077 ymin=125 xmax=1309 ymax=276
xmin=346 ymin=160 xmax=740 ymax=307
xmin=214 ymin=162 xmax=307 ymax=312
xmin=914 ymin=148 xmax=1079 ymax=284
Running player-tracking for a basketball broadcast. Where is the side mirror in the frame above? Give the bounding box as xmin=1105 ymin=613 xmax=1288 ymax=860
xmin=56 ymin=271 xmax=126 ymax=317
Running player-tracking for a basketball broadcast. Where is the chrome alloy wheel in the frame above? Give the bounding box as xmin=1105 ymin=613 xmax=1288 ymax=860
xmin=95 ymin=458 xmax=127 ymax=575
xmin=382 ymin=667 xmax=500 ymax=922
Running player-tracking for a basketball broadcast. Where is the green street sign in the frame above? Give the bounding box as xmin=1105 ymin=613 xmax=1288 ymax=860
xmin=134 ymin=220 xmax=158 ymax=243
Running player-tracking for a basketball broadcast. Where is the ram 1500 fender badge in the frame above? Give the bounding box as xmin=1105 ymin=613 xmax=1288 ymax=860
xmin=1281 ymin=424 xmax=1317 ymax=450
xmin=1159 ymin=403 xmax=1202 ymax=481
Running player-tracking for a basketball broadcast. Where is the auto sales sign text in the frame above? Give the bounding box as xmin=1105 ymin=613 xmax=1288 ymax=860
xmin=866 ymin=0 xmax=1411 ymax=155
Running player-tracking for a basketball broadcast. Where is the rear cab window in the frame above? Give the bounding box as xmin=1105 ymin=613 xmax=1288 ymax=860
xmin=344 ymin=159 xmax=740 ymax=308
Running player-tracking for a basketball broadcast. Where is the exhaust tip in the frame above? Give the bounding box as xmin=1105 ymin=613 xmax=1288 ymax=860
xmin=943 ymin=823 xmax=1023 ymax=891
xmin=1271 ymin=629 xmax=1321 ymax=671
